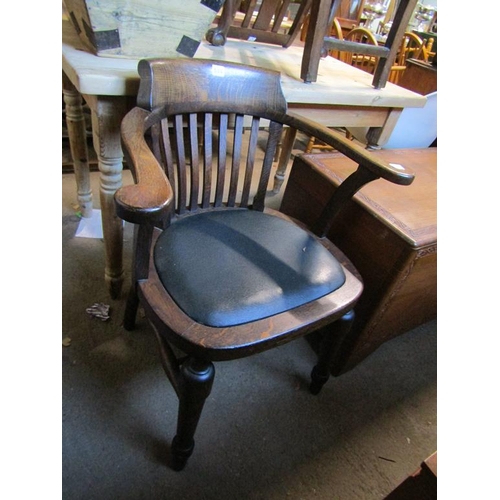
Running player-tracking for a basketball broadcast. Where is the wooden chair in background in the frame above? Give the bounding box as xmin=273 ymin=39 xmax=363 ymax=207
xmin=388 ymin=32 xmax=423 ymax=85
xmin=301 ymin=0 xmax=419 ymax=88
xmin=327 ymin=16 xmax=344 ymax=58
xmin=115 ymin=58 xmax=414 ymax=471
xmin=307 ymin=30 xmax=425 ymax=152
xmin=206 ymin=0 xmax=312 ymax=47
xmin=306 ymin=26 xmax=376 ymax=153
xmin=341 ymin=26 xmax=379 ymax=72
xmin=418 ymin=36 xmax=436 ymax=63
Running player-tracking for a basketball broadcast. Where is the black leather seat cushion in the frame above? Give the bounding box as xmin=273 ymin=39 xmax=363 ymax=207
xmin=154 ymin=210 xmax=346 ymax=327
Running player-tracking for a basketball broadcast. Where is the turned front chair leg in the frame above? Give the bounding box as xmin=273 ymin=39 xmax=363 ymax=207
xmin=310 ymin=310 xmax=355 ymax=395
xmin=171 ymin=357 xmax=215 ymax=471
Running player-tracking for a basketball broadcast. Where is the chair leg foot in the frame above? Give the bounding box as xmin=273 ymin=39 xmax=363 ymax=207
xmin=170 ymin=357 xmax=215 ymax=471
xmin=170 ymin=435 xmax=195 ymax=471
xmin=309 ymin=310 xmax=355 ymax=395
xmin=309 ymin=365 xmax=329 ymax=395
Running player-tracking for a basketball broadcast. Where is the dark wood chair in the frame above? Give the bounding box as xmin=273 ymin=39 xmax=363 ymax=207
xmin=115 ymin=58 xmax=414 ymax=470
xmin=206 ymin=0 xmax=312 ymax=47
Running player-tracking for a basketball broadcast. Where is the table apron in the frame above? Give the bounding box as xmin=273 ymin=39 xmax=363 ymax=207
xmin=289 ymin=104 xmax=394 ymax=128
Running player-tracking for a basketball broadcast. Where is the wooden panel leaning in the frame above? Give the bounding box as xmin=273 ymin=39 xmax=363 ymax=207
xmin=114 ymin=58 xmax=415 ymax=471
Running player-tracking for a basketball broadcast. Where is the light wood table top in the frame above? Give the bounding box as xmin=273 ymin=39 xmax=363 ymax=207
xmin=62 ymin=19 xmax=425 ymax=109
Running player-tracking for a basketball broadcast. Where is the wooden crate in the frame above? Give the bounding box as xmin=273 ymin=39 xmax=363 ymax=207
xmin=63 ymin=0 xmax=225 ymax=58
xmin=281 ymin=148 xmax=437 ymax=373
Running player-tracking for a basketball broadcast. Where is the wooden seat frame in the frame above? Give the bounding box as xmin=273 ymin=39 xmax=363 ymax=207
xmin=114 ymin=58 xmax=414 ymax=471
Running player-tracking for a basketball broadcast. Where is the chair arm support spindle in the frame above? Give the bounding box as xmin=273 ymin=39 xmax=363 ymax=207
xmin=313 ymin=166 xmax=380 ymax=237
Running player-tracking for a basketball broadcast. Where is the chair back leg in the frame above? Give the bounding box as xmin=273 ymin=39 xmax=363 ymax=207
xmin=310 ymin=309 xmax=355 ymax=394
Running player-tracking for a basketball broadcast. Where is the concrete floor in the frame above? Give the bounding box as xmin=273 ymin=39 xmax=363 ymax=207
xmin=62 ymin=165 xmax=437 ymax=499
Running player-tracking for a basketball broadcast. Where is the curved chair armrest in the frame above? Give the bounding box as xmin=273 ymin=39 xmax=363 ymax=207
xmin=284 ymin=112 xmax=415 ymax=186
xmin=115 ymin=107 xmax=174 ymax=224
xmin=283 ymin=112 xmax=415 ymax=237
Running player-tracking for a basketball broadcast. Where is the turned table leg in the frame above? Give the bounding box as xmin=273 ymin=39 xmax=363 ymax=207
xmin=62 ymin=73 xmax=93 ymax=218
xmin=366 ymin=108 xmax=403 ymax=149
xmin=84 ymin=95 xmax=128 ymax=299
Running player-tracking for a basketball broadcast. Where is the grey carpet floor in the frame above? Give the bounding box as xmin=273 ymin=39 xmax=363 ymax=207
xmin=62 ymin=171 xmax=437 ymax=500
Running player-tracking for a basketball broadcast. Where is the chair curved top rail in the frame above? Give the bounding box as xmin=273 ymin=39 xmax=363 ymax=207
xmin=137 ymin=58 xmax=287 ymax=116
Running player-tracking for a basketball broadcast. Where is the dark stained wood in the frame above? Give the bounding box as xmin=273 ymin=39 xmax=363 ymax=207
xmin=300 ymin=0 xmax=331 ymax=83
xmin=171 ymin=357 xmax=215 ymax=471
xmin=215 ymin=113 xmax=228 ymax=208
xmin=115 ymin=107 xmax=172 ymax=225
xmin=139 ymin=212 xmax=363 ymax=362
xmin=188 ymin=113 xmax=199 ymax=212
xmin=240 ymin=116 xmax=260 ymax=207
xmin=156 ymin=118 xmax=177 ymax=222
xmin=174 ymin=114 xmax=187 ymax=215
xmin=228 ymin=114 xmax=244 ymax=207
xmin=371 ymin=0 xmax=419 ymax=88
xmin=137 ymin=58 xmax=288 ymax=116
xmin=282 ymin=112 xmax=415 ymax=186
xmin=115 ymin=58 xmax=417 ymax=470
xmin=202 ymin=114 xmax=213 ymax=209
xmin=398 ymin=58 xmax=437 ymax=95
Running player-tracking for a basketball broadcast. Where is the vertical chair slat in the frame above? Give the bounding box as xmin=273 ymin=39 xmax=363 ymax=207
xmin=240 ymin=116 xmax=260 ymax=208
xmin=160 ymin=118 xmax=176 ymax=210
xmin=272 ymin=0 xmax=291 ymax=33
xmin=215 ymin=113 xmax=228 ymax=207
xmin=189 ymin=113 xmax=200 ymax=211
xmin=253 ymin=121 xmax=283 ymax=211
xmin=150 ymin=122 xmax=162 ymax=167
xmin=228 ymin=114 xmax=244 ymax=207
xmin=175 ymin=114 xmax=187 ymax=214
xmin=202 ymin=113 xmax=213 ymax=209
xmin=242 ymin=0 xmax=258 ymax=27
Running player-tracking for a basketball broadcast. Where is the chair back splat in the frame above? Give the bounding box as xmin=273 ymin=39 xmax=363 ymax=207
xmin=114 ymin=58 xmax=415 ymax=471
xmin=137 ymin=58 xmax=287 ymax=216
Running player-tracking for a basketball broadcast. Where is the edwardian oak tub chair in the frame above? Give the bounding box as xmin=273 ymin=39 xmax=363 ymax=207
xmin=114 ymin=58 xmax=414 ymax=470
